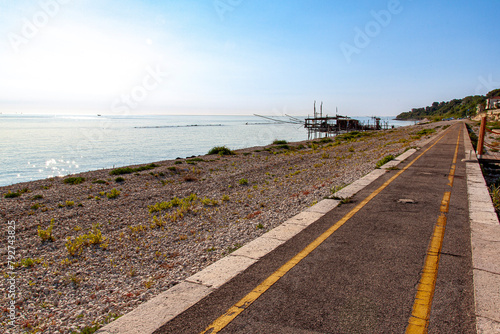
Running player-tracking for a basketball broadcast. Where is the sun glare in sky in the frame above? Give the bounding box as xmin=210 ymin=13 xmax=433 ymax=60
xmin=0 ymin=0 xmax=498 ymax=116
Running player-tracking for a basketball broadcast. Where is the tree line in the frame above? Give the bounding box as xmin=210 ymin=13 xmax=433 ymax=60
xmin=396 ymin=89 xmax=500 ymax=120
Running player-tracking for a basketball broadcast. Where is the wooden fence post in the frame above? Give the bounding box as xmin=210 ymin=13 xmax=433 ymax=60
xmin=477 ymin=116 xmax=487 ymax=157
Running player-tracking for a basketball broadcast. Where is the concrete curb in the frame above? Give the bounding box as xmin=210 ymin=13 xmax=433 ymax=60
xmin=96 ymin=141 xmax=428 ymax=333
xmin=462 ymin=123 xmax=500 ymax=333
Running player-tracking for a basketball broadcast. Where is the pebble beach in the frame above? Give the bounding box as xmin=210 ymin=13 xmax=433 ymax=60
xmin=0 ymin=123 xmax=443 ymax=333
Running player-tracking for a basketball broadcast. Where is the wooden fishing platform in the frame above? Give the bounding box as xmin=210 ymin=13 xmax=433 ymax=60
xmin=255 ymin=101 xmax=390 ymax=140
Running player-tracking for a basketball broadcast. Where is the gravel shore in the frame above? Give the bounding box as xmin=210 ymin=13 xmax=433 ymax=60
xmin=1 ymin=123 xmax=442 ymax=333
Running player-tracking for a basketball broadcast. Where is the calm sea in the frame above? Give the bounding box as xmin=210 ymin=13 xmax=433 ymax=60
xmin=0 ymin=114 xmax=413 ymax=187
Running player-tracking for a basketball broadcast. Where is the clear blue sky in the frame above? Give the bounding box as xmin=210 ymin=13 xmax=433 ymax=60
xmin=0 ymin=0 xmax=498 ymax=116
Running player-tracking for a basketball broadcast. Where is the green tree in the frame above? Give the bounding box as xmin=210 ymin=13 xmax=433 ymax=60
xmin=486 ymin=89 xmax=500 ymax=98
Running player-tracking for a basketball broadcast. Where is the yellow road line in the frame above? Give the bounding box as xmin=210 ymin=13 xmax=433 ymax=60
xmin=406 ymin=129 xmax=461 ymax=334
xmin=200 ymin=126 xmax=458 ymax=334
xmin=447 ymin=132 xmax=460 ymax=186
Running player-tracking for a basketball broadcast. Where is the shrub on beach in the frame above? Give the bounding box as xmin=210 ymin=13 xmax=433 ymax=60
xmin=110 ymin=163 xmax=159 ymax=175
xmin=63 ymin=177 xmax=85 ymax=185
xmin=4 ymin=191 xmax=21 ymax=198
xmin=4 ymin=188 xmax=30 ymax=198
xmin=272 ymin=140 xmax=288 ymax=145
xmin=208 ymin=146 xmax=235 ymax=156
xmin=276 ymin=144 xmax=290 ymax=150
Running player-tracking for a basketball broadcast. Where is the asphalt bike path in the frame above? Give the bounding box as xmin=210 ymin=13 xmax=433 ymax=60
xmin=155 ymin=124 xmax=475 ymax=334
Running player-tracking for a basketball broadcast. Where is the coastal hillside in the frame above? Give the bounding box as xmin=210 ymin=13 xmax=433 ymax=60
xmin=395 ymin=89 xmax=500 ymax=120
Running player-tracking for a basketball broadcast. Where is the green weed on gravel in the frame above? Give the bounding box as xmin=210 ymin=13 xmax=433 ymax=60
xmin=20 ymin=257 xmax=42 ymax=268
xmin=376 ymin=155 xmax=395 ymax=168
xmin=148 ymin=194 xmax=218 ymax=223
xmin=490 ymin=184 xmax=500 ymax=213
xmin=413 ymin=128 xmax=436 ymax=139
xmin=148 ymin=194 xmax=199 ymax=214
xmin=65 ymin=224 xmax=108 ymax=256
xmin=106 ymin=188 xmax=121 ymax=199
xmin=70 ymin=313 xmax=121 ymax=334
xmin=38 ymin=219 xmax=55 ymax=242
xmin=336 ymin=131 xmax=373 ymax=142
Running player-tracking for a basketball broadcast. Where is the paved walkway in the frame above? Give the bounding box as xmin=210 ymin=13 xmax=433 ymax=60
xmin=98 ymin=122 xmax=500 ymax=334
